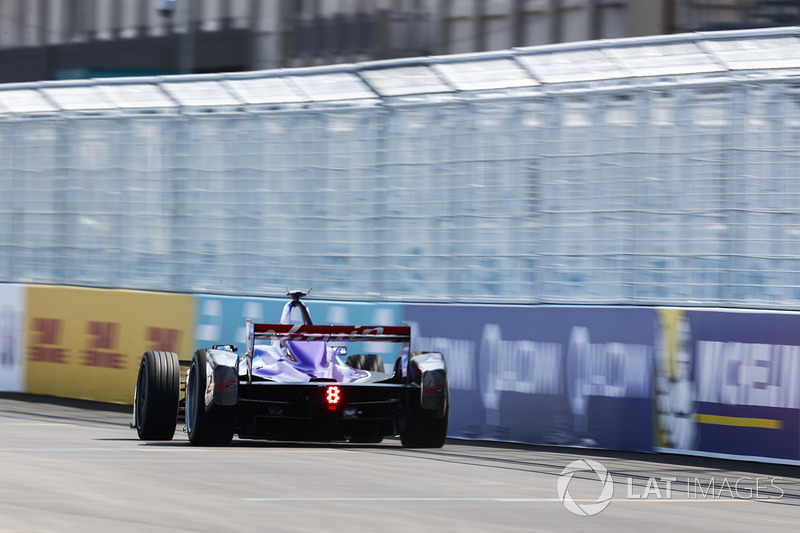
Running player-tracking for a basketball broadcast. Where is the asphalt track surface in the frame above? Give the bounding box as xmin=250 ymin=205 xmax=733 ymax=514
xmin=0 ymin=394 xmax=799 ymax=533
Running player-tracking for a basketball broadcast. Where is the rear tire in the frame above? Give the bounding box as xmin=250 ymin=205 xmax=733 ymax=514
xmin=346 ymin=353 xmax=385 ymax=373
xmin=400 ymin=396 xmax=449 ymax=449
xmin=186 ymin=349 xmax=235 ymax=446
xmin=134 ymin=351 xmax=180 ymax=440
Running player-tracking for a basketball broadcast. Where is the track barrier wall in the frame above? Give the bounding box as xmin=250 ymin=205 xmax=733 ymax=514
xmin=405 ymin=303 xmax=800 ymax=464
xmin=23 ymin=285 xmax=194 ymax=404
xmin=1 ymin=284 xmax=798 ymax=464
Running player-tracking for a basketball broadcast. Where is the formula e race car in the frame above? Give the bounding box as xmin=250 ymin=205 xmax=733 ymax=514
xmin=132 ymin=290 xmax=448 ymax=448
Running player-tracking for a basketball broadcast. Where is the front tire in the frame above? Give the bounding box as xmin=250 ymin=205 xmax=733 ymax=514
xmin=186 ymin=349 xmax=235 ymax=446
xmin=134 ymin=351 xmax=180 ymax=440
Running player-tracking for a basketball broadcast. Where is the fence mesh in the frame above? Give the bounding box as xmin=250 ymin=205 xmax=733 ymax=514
xmin=3 ymin=28 xmax=800 ymax=307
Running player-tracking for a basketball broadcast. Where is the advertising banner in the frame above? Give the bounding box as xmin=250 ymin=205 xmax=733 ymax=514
xmin=194 ymin=294 xmax=401 ymax=361
xmin=402 ymin=304 xmax=656 ymax=451
xmin=0 ymin=284 xmax=25 ymax=392
xmin=654 ymin=308 xmax=800 ymax=462
xmin=25 ymin=286 xmax=194 ymax=404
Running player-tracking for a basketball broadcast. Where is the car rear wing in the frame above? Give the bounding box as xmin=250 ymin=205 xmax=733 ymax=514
xmin=243 ymin=320 xmax=410 ymax=382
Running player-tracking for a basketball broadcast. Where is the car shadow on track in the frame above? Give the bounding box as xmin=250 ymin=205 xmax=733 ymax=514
xmin=133 ymin=438 xmax=399 ymax=450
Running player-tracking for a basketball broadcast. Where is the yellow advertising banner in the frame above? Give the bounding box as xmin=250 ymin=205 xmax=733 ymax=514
xmin=26 ymin=286 xmax=194 ymax=404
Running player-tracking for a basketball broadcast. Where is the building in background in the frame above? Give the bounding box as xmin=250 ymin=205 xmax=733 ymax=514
xmin=1 ymin=0 xmax=796 ymax=83
xmin=672 ymin=0 xmax=800 ymax=32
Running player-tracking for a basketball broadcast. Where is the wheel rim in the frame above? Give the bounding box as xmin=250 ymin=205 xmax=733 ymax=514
xmin=135 ymin=359 xmax=147 ymax=429
xmin=185 ymin=363 xmax=195 ymax=436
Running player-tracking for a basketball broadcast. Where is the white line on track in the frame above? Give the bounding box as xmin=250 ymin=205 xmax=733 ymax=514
xmin=2 ymin=422 xmax=76 ymax=426
xmin=244 ymin=497 xmax=561 ymax=502
xmin=243 ymin=497 xmax=765 ymax=503
xmin=0 ymin=446 xmax=360 ymax=453
xmin=0 ymin=447 xmax=123 ymax=452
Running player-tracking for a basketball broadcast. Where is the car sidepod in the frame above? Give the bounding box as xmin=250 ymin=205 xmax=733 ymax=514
xmin=407 ymin=351 xmax=448 ymax=416
xmin=185 ymin=348 xmax=237 ymax=446
xmin=400 ymin=352 xmax=449 ymax=448
xmin=199 ymin=348 xmax=239 ymax=409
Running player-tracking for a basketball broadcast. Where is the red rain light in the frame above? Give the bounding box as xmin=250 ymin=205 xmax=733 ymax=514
xmin=326 ymin=386 xmax=341 ymax=405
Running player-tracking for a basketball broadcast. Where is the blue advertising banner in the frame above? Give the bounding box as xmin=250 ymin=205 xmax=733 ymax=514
xmin=0 ymin=284 xmax=25 ymax=392
xmin=654 ymin=308 xmax=800 ymax=462
xmin=401 ymin=304 xmax=656 ymax=451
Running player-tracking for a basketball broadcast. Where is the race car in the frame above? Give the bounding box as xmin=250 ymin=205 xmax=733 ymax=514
xmin=132 ymin=290 xmax=449 ymax=448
